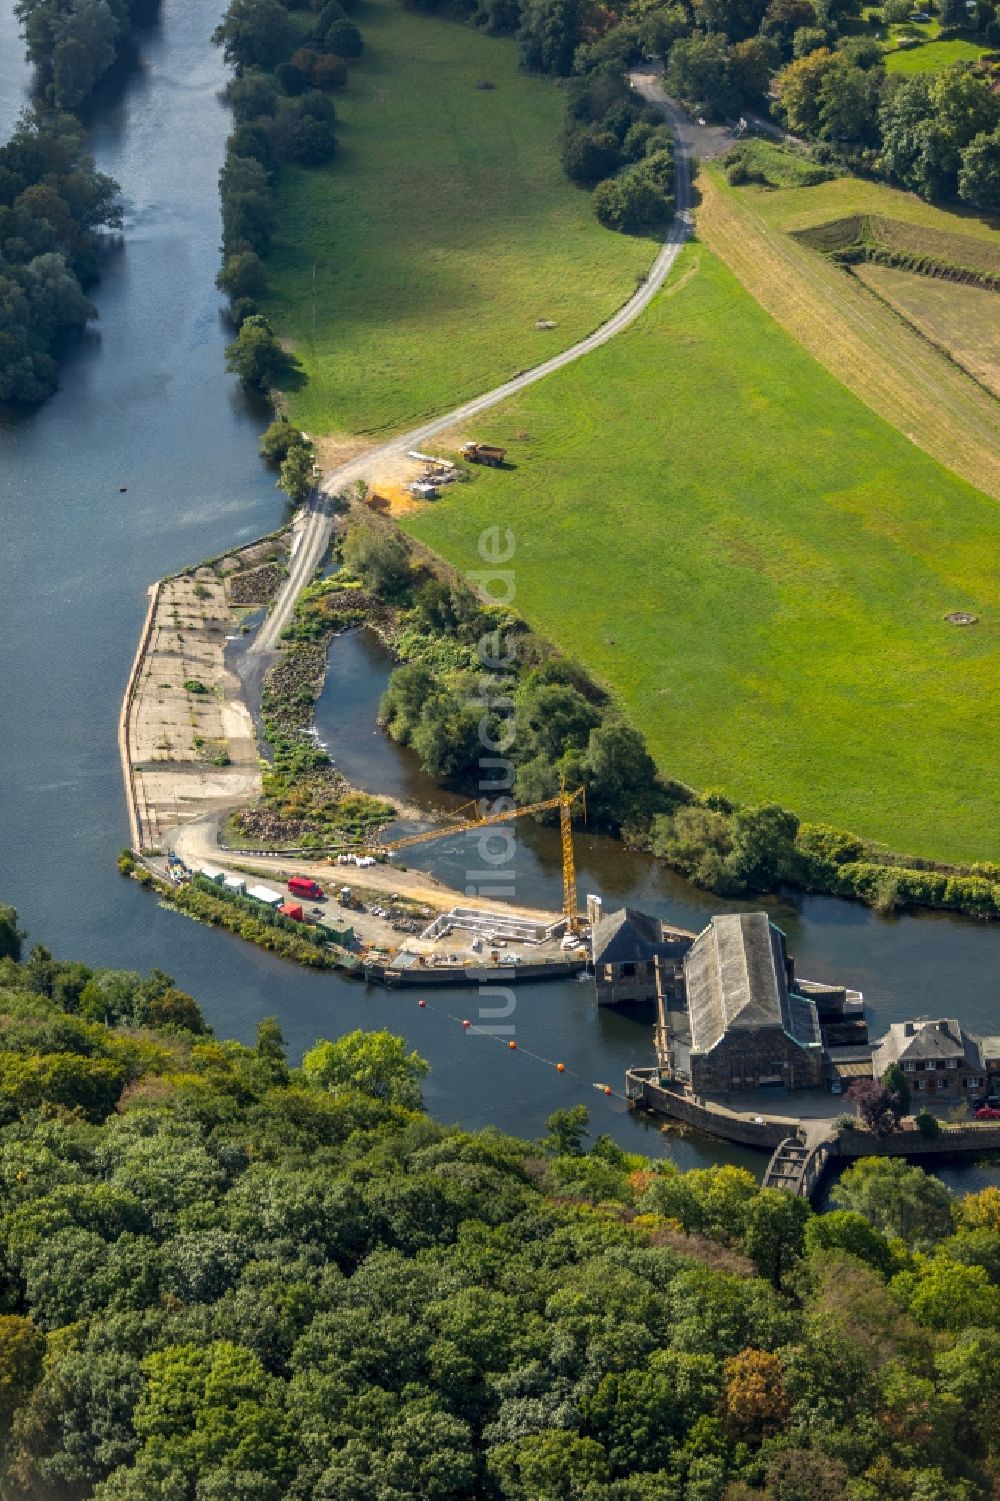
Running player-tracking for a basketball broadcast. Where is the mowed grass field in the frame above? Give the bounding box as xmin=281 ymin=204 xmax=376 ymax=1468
xmin=262 ymin=0 xmax=655 ymax=439
xmin=403 ymin=247 xmax=1000 ymax=864
xmin=695 ymin=166 xmax=1000 ymax=501
xmin=854 ymin=262 xmax=1000 ymax=396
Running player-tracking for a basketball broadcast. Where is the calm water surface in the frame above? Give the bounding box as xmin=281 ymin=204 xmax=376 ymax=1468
xmin=0 ymin=0 xmax=996 ymax=1174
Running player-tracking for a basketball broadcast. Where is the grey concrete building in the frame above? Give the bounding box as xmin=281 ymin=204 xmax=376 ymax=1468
xmin=872 ymin=1018 xmax=987 ymax=1100
xmin=685 ymin=913 xmax=823 ymax=1092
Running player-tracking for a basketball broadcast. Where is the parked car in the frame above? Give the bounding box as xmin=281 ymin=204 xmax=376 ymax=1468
xmin=974 ymin=1105 xmax=1000 ymax=1120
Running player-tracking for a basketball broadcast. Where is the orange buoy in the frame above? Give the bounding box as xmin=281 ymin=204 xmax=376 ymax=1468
xmin=556 ymin=1063 xmax=566 ymax=1073
xmin=508 ymin=1040 xmax=517 ymax=1050
xmin=418 ymin=999 xmax=427 ymax=1008
xmin=603 ymin=1086 xmax=612 ymax=1096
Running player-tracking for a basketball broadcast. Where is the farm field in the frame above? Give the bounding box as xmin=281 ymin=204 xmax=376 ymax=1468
xmin=261 ymin=0 xmax=654 ymax=442
xmin=695 ymin=165 xmax=1000 ymax=500
xmin=853 ymin=262 xmax=1000 ymax=396
xmin=403 ymin=247 xmax=1000 ymax=865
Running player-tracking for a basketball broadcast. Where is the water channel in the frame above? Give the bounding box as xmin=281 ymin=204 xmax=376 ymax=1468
xmin=0 ymin=0 xmax=997 ymax=1171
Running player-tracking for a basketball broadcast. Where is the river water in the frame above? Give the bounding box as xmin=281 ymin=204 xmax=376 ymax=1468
xmin=0 ymin=0 xmax=997 ymax=1168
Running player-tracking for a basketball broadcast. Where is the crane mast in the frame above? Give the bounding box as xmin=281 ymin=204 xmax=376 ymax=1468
xmin=364 ymin=785 xmax=587 ymax=933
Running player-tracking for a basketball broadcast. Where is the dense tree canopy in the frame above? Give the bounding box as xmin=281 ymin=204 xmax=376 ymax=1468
xmin=0 ymin=109 xmax=120 ymax=402
xmin=15 ymin=0 xmax=155 ymax=109
xmin=0 ymin=914 xmax=996 ymax=1499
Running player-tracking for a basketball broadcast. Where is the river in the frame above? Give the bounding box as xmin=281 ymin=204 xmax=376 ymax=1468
xmin=0 ymin=0 xmax=997 ymax=1171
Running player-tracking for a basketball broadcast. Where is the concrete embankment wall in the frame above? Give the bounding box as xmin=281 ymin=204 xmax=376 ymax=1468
xmin=628 ymin=1071 xmax=1000 ymax=1166
xmin=118 ymin=581 xmax=163 ymax=851
xmin=626 ymin=1074 xmax=791 ymax=1150
xmin=835 ymin=1122 xmax=1000 ymax=1159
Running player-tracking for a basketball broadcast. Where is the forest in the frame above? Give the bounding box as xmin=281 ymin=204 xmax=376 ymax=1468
xmin=0 ymin=899 xmax=997 ymax=1500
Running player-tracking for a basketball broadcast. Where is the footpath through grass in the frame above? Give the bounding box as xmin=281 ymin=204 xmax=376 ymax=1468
xmin=262 ymin=0 xmax=654 ymax=439
xmin=403 ymin=247 xmax=1000 ymax=865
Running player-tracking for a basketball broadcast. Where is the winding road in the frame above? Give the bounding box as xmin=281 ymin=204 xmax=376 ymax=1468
xmin=253 ymin=74 xmax=693 ymax=655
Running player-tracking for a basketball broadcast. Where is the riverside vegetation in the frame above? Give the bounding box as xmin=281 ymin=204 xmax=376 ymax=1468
xmin=2 ymin=0 xmax=159 ymax=402
xmin=0 ymin=904 xmax=998 ymax=1500
xmin=0 ymin=110 xmax=122 ymax=401
xmin=15 ymin=0 xmax=158 ymax=110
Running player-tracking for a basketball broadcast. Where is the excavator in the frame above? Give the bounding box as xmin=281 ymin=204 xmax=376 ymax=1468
xmin=361 ymin=784 xmax=587 ymax=934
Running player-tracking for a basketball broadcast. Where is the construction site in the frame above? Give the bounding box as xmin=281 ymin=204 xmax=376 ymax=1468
xmin=160 ymin=783 xmax=593 ymax=985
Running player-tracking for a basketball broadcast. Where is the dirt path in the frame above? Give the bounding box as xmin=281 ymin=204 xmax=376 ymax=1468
xmin=253 ymin=70 xmax=695 ymax=655
xmin=171 ymin=816 xmax=560 ymax=923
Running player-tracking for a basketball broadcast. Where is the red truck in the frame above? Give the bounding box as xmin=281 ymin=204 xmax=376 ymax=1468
xmin=288 ymin=876 xmax=323 ymax=900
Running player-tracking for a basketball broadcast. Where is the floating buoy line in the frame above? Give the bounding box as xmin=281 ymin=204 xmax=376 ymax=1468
xmin=402 ymin=994 xmax=628 ymax=1102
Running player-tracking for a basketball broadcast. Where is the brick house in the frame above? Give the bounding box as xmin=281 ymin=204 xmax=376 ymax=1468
xmin=685 ymin=913 xmax=824 ymax=1092
xmin=872 ymin=1018 xmax=987 ymax=1100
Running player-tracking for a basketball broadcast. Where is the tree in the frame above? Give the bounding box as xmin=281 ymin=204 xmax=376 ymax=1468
xmin=325 ymin=17 xmax=363 ymax=54
xmin=727 ymin=802 xmax=799 ymax=890
xmin=487 ymin=1429 xmax=610 ymax=1499
xmin=666 ymin=31 xmax=740 ymax=118
xmin=831 ymin=1157 xmax=954 ymax=1248
xmin=0 ymin=1315 xmax=45 ymax=1430
xmin=958 ymin=127 xmax=1000 ymax=212
xmin=766 ymin=1448 xmax=849 ymax=1501
xmin=882 ymin=1061 xmax=912 ymax=1116
xmin=561 ymin=126 xmax=622 ymax=184
xmin=846 ymin=1078 xmax=902 ymax=1137
xmin=224 ymin=314 xmax=289 ymax=391
xmin=743 ymin=1188 xmax=809 ymax=1288
xmin=546 ymin=1105 xmax=590 ymax=1155
xmin=583 ymin=718 xmax=658 ymax=825
xmin=803 ymin=1208 xmax=893 ymax=1277
xmin=212 ymin=0 xmax=295 ymax=71
xmin=0 ymin=903 xmax=24 ymax=962
xmin=720 ymin=1348 xmax=790 ymax=1441
xmin=258 ymin=415 xmax=300 ymax=461
xmin=515 ymin=683 xmax=600 ymax=763
xmin=279 ymin=441 xmax=316 ymax=503
xmin=217 ymin=249 xmax=266 ymax=300
xmin=593 ymin=163 xmax=671 ymax=232
xmin=775 ymin=47 xmax=836 ymax=135
xmin=302 ymin=1029 xmax=429 ymax=1109
xmin=255 ymin=1015 xmax=287 ymax=1064
xmin=938 ymin=0 xmax=968 ymax=27
xmin=762 ymin=0 xmax=820 ymax=55
xmin=342 ymin=518 xmax=411 ymax=596
xmin=517 ymin=0 xmax=584 ymax=75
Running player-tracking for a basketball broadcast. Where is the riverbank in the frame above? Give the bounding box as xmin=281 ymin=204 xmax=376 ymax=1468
xmin=121 ymin=531 xmax=291 ymax=851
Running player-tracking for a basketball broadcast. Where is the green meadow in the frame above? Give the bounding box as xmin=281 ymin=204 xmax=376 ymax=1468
xmin=262 ymin=0 xmax=654 ymax=439
xmin=403 ymin=247 xmax=999 ymax=865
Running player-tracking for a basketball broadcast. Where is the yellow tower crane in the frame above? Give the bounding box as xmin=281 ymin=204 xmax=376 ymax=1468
xmin=362 ymin=785 xmax=587 ymax=933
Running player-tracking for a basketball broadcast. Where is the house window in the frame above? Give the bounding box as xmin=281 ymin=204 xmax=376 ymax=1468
xmin=621 ymin=962 xmax=636 ymax=978
xmin=946 ymin=1059 xmax=958 ymax=1069
xmin=904 ymin=1061 xmax=915 ymax=1072
xmin=916 ymin=1079 xmax=925 ymax=1090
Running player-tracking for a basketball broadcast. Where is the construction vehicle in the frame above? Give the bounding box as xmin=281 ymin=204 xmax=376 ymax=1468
xmin=361 ymin=785 xmax=587 ymax=933
xmin=461 ymin=442 xmax=506 ymax=468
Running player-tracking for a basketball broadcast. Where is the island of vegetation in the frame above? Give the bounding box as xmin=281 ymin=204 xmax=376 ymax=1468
xmin=2 ymin=0 xmax=156 ymax=401
xmin=0 ymin=899 xmax=998 ymax=1500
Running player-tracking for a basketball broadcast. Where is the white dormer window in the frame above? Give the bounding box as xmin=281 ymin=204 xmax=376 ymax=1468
xmin=946 ymin=1059 xmax=958 ymax=1069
